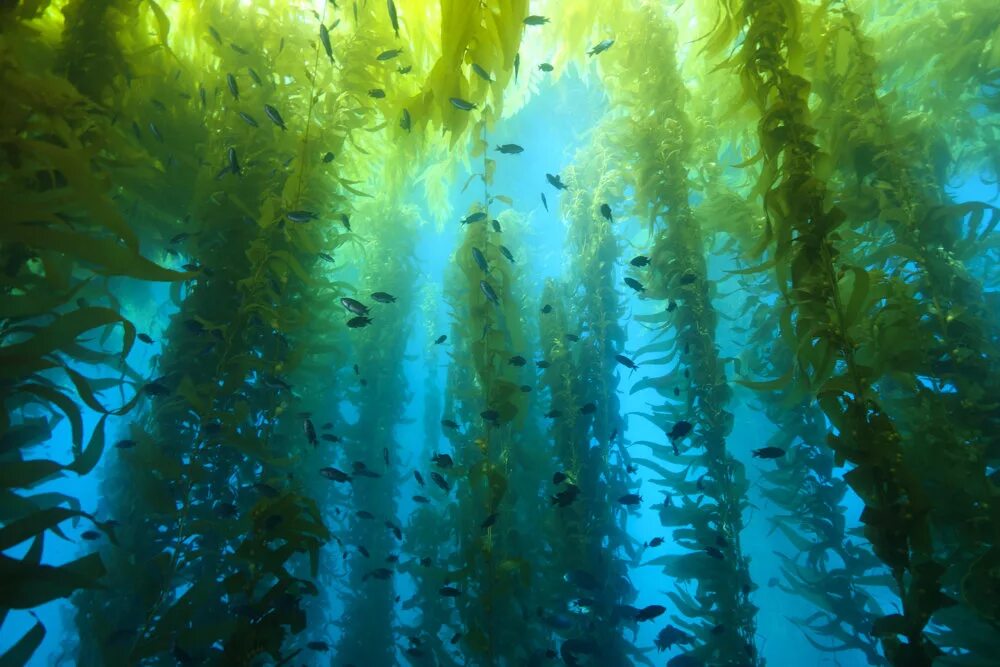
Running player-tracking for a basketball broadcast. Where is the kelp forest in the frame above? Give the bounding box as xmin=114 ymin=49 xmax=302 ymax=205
xmin=1 ymin=0 xmax=998 ymax=665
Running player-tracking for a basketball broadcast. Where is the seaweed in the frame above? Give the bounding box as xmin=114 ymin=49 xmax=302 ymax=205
xmin=701 ymin=0 xmax=956 ymax=663
xmin=543 ymin=139 xmax=641 ymax=667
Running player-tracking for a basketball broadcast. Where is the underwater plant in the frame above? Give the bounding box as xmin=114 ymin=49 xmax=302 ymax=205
xmin=2 ymin=1 xmax=998 ymax=666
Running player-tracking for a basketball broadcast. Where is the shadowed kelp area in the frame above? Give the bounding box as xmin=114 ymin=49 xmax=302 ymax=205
xmin=1 ymin=0 xmax=998 ymax=665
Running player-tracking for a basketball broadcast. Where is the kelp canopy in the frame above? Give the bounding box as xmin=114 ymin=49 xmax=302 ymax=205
xmin=0 ymin=0 xmax=997 ymax=665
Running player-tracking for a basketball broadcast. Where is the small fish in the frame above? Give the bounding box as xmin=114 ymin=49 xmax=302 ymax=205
xmin=636 ymin=605 xmax=666 ymax=622
xmin=137 ymin=333 xmax=154 ymax=344
xmin=413 ymin=495 xmax=430 ymax=504
xmin=320 ymin=467 xmax=351 ymax=482
xmin=624 ymin=277 xmax=645 ymax=292
xmin=320 ymin=434 xmax=341 ymax=443
xmin=319 ymin=24 xmax=334 ymax=62
xmin=114 ymin=439 xmax=136 ymax=449
xmin=545 ymin=409 xmax=562 ymax=419
xmin=565 ymin=333 xmax=579 ymax=342
xmin=480 ymin=280 xmax=499 ymax=304
xmin=385 ymin=520 xmax=402 ymax=540
xmin=579 ymin=402 xmax=596 ymax=414
xmin=705 ymin=546 xmax=725 ymax=559
xmin=654 ymin=625 xmax=691 ymax=652
xmin=618 ymin=493 xmax=642 ymax=506
xmin=680 ymin=272 xmax=697 ymax=285
xmin=461 ymin=211 xmax=487 ymax=225
xmin=375 ymin=48 xmax=403 ymax=61
xmin=347 ymin=316 xmax=373 ymax=328
xmin=230 ymin=42 xmax=248 ymax=55
xmin=413 ymin=470 xmax=425 ymax=486
xmin=143 ymin=381 xmax=170 ymax=396
xmin=198 ymin=86 xmax=207 ymax=108
xmin=481 ymin=409 xmax=499 ymax=422
xmin=536 ymin=360 xmax=550 ymax=369
xmin=514 ymin=52 xmax=520 ymax=82
xmin=546 ymin=173 xmax=567 ymax=190
xmin=368 ymin=88 xmax=386 ymax=98
xmin=439 ymin=586 xmax=462 ymax=597
xmin=492 ymin=219 xmax=502 ymax=232
xmin=551 ymin=483 xmax=580 ymax=507
xmin=553 ymin=471 xmax=567 ymax=484
xmin=441 ymin=418 xmax=459 ymax=430
xmin=150 ymin=98 xmax=167 ymax=112
xmin=387 ymin=0 xmax=399 ymax=37
xmin=646 ymin=537 xmax=665 ymax=548
xmin=304 ymin=418 xmax=318 ymax=446
xmin=630 ymin=255 xmax=650 ymax=267
xmin=481 ymin=513 xmax=498 ymax=529
xmin=398 ymin=65 xmax=412 ymax=74
xmin=588 ymin=38 xmax=615 ymax=57
xmin=341 ymin=297 xmax=369 ymax=315
xmin=247 ymin=67 xmax=263 ymax=86
xmin=541 ymin=304 xmax=553 ymax=314
xmin=508 ymin=355 xmax=526 ymax=367
xmin=227 ymin=147 xmax=240 ymax=175
xmin=400 ymin=108 xmax=411 ymax=132
xmin=286 ymin=210 xmax=317 ymax=223
xmin=364 ymin=568 xmax=393 ymax=581
xmin=253 ymin=482 xmax=279 ymax=497
xmin=307 ymin=641 xmax=330 ymax=652
xmin=471 ymin=247 xmax=489 ymax=273
xmin=80 ymin=529 xmax=101 ymax=541
xmin=372 ymin=291 xmax=396 ymax=303
xmin=357 ymin=546 xmax=370 ymax=558
xmin=752 ymin=446 xmax=786 ymax=459
xmin=600 ymin=203 xmax=613 ymax=221
xmin=614 ymin=354 xmax=638 ymax=371
xmin=523 ymin=15 xmax=549 ymax=25
xmin=237 ymin=111 xmax=258 ymax=127
xmin=667 ymin=299 xmax=678 ymax=312
xmin=352 ymin=461 xmax=380 ymax=477
xmin=318 ymin=252 xmax=335 ymax=263
xmin=449 ymin=97 xmax=476 ymax=111
xmin=538 ymin=63 xmax=554 ymax=72
xmin=495 ymin=143 xmax=523 ymax=154
xmin=541 ymin=192 xmax=548 ymax=211
xmin=432 ymin=453 xmax=453 ymax=468
xmin=434 ymin=334 xmax=447 ymax=344
xmin=264 ymin=104 xmax=286 ymax=130
xmin=451 ymin=632 xmax=462 ymax=644
xmin=323 ymin=151 xmax=335 ymax=163
xmin=148 ymin=122 xmax=163 ymax=142
xmin=226 ymin=73 xmax=239 ymax=100
xmin=430 ymin=472 xmax=450 ymax=492
xmin=208 ymin=26 xmax=222 ymax=44
xmin=340 ymin=213 xmax=351 ymax=230
xmin=519 ymin=385 xmax=532 ymax=392
xmin=470 ymin=63 xmax=492 ymax=82
xmin=668 ymin=420 xmax=693 ymax=441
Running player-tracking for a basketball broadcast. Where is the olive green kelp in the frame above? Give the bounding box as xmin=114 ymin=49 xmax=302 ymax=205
xmin=0 ymin=7 xmax=188 ymax=664
xmin=67 ymin=1 xmax=384 ymax=663
xmin=807 ymin=3 xmax=1000 ymax=659
xmin=702 ymin=0 xmax=959 ymax=664
xmin=434 ymin=127 xmax=550 ymax=665
xmin=600 ymin=7 xmax=762 ymax=665
xmin=541 ymin=143 xmax=640 ymax=667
